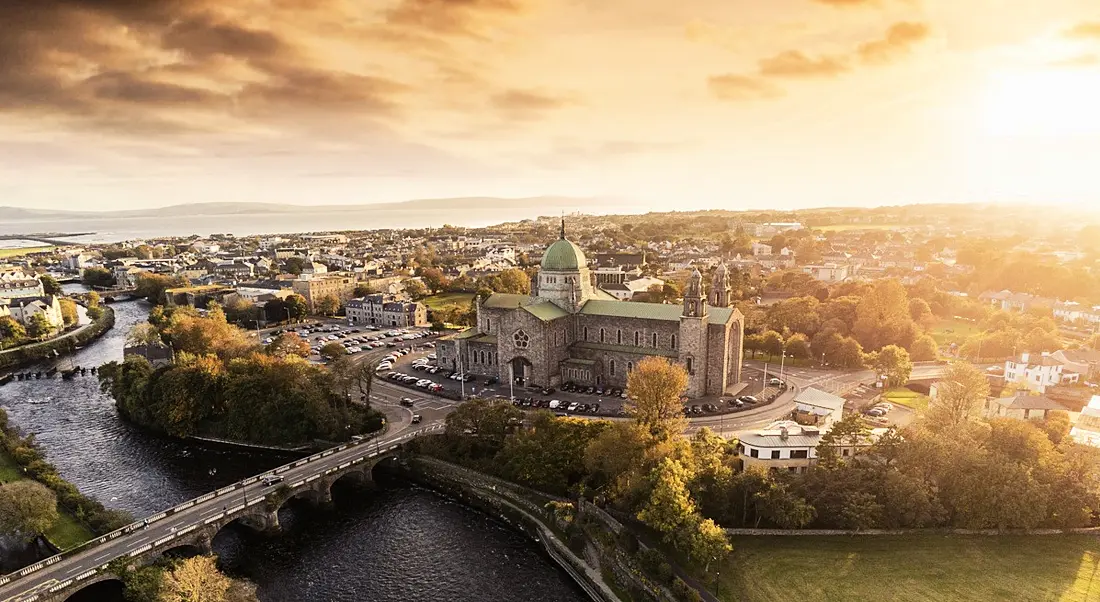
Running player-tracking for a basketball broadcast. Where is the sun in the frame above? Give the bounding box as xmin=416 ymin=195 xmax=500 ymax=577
xmin=981 ymin=68 xmax=1100 ymax=137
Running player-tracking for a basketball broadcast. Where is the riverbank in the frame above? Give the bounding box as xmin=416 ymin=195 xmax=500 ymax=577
xmin=0 ymin=305 xmax=115 ymax=371
xmin=0 ymin=447 xmax=94 ymax=555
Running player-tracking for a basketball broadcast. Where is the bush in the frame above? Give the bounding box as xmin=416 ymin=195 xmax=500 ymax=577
xmin=672 ymin=577 xmax=703 ymax=602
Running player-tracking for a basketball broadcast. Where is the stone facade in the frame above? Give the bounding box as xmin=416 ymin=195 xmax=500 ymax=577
xmin=346 ymin=294 xmax=428 ymax=327
xmin=438 ymin=224 xmax=744 ymax=398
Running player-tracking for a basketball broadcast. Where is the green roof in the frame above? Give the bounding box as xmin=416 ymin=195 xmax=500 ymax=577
xmin=452 ymin=330 xmax=498 ymax=344
xmin=472 ymin=334 xmax=498 ymax=345
xmin=572 ymin=341 xmax=678 ymax=358
xmin=483 ymin=293 xmax=539 ymax=309
xmin=579 ymin=300 xmax=735 ymax=325
xmin=541 ymin=238 xmax=587 ymax=271
xmin=452 ymin=329 xmax=481 ymax=340
xmin=523 ymin=302 xmax=570 ymax=321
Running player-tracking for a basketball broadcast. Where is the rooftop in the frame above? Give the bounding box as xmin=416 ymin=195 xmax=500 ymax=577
xmin=579 ymin=299 xmax=736 ymax=325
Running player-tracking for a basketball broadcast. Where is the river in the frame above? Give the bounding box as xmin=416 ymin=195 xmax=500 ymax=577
xmin=1 ymin=286 xmax=587 ymax=602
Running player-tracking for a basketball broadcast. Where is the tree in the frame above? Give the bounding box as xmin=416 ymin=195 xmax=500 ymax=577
xmin=26 ymin=313 xmax=54 ymax=339
xmin=81 ymin=267 xmax=115 ymax=288
xmin=1022 ymin=327 xmax=1061 ymax=353
xmin=683 ymin=517 xmax=732 ymax=570
xmin=39 ymin=274 xmax=62 ymax=295
xmin=161 ymin=555 xmax=231 ymax=602
xmin=852 ymin=279 xmax=915 ymax=351
xmin=625 ymin=357 xmax=688 ymax=440
xmin=316 ymin=294 xmax=341 ymax=317
xmin=285 ymin=295 xmax=309 ymax=321
xmin=497 ymin=268 xmax=532 ymax=295
xmin=403 ymin=279 xmax=428 ymax=300
xmin=135 ymin=272 xmax=188 ymax=304
xmin=353 ymin=282 xmax=376 ymax=297
xmin=127 ymin=323 xmax=162 ymax=348
xmin=445 ymin=398 xmax=524 ymax=445
xmin=754 ymin=477 xmax=815 ymax=529
xmin=926 ymin=361 xmax=991 ymax=430
xmin=909 ymin=335 xmax=938 ymax=362
xmin=121 ymin=565 xmax=165 ymax=602
xmin=58 ymin=298 xmax=78 ymax=327
xmin=816 ymin=413 xmax=870 ymax=466
xmin=0 ymin=481 xmax=59 ymax=542
xmin=331 ymin=355 xmax=373 ymax=403
xmin=419 ymin=267 xmax=449 ymax=293
xmin=760 ymin=330 xmax=784 ymax=358
xmin=908 ymin=297 xmax=933 ymax=326
xmin=637 ymin=458 xmax=696 ymax=537
xmin=744 ymin=334 xmax=764 ymax=358
xmin=320 ymin=342 xmax=346 ymax=361
xmin=874 ymin=345 xmax=912 ymax=388
xmin=784 ymin=333 xmax=811 ymax=359
xmin=825 ymin=335 xmax=864 ymax=369
xmin=0 ymin=316 xmax=27 ymax=348
xmin=267 ymin=332 xmax=310 ymax=359
xmin=766 ymin=297 xmax=821 ymax=336
xmin=283 ymin=257 xmax=309 ymax=275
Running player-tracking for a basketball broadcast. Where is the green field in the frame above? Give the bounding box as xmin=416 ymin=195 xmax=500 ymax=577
xmin=422 ymin=292 xmax=474 ymax=310
xmin=723 ymin=534 xmax=1100 ymax=602
xmin=930 ymin=318 xmax=981 ymax=346
xmin=883 ymin=387 xmax=930 ymax=411
xmin=814 ymin=224 xmax=906 ymax=232
xmin=0 ymin=450 xmax=94 ymax=549
xmin=0 ymin=246 xmax=53 ymax=258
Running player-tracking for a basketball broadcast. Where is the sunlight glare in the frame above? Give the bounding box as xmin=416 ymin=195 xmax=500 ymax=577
xmin=981 ymin=69 xmax=1100 ymax=137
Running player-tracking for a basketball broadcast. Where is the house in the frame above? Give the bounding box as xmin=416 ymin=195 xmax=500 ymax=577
xmin=62 ymin=253 xmax=94 ymax=271
xmin=1054 ymin=301 xmax=1100 ymax=325
xmin=1070 ymin=395 xmax=1100 ymax=447
xmin=751 ymin=242 xmax=773 ymax=257
xmin=1 ymin=295 xmax=64 ymax=330
xmin=123 ymin=343 xmax=173 ymax=368
xmin=1004 ymin=352 xmax=1077 ymax=393
xmin=738 ymin=422 xmax=822 ymax=474
xmin=802 ymin=263 xmax=850 ymax=283
xmin=791 ymin=388 xmax=846 ymax=428
xmin=1051 ymin=349 xmax=1100 ymax=381
xmin=984 ymin=392 xmax=1068 ymax=421
xmin=0 ymin=269 xmax=44 ymax=298
xmin=978 ymin=290 xmax=1055 ymax=313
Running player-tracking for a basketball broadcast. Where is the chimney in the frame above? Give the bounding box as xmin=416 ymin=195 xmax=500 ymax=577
xmin=780 ymin=426 xmax=789 ymax=440
xmin=1021 ymin=352 xmax=1030 ymax=363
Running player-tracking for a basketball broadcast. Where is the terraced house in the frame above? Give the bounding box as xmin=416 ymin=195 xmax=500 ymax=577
xmin=438 ymin=222 xmax=745 ymax=398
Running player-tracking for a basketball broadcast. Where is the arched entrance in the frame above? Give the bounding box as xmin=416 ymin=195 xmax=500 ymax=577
xmin=510 ymin=357 xmax=533 ymax=386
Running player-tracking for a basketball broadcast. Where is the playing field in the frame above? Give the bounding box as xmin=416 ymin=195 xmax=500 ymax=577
xmin=0 ymin=246 xmax=53 ymax=258
xmin=723 ymin=534 xmax=1100 ymax=602
xmin=422 ymin=292 xmax=474 ymax=310
xmin=930 ymin=318 xmax=981 ymax=346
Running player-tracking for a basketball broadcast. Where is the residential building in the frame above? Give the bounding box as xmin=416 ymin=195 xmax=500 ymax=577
xmin=802 ymin=263 xmax=850 ymax=283
xmin=62 ymin=253 xmax=94 ymax=271
xmin=978 ymin=290 xmax=1055 ymax=313
xmin=345 ymin=294 xmax=428 ymax=327
xmin=738 ymin=422 xmax=821 ymax=474
xmin=1004 ymin=352 xmax=1077 ymax=393
xmin=791 ymin=388 xmax=846 ymax=428
xmin=1070 ymin=395 xmax=1100 ymax=447
xmin=1 ymin=295 xmax=64 ymax=330
xmin=1051 ymin=349 xmax=1100 ymax=381
xmin=984 ymin=392 xmax=1068 ymax=421
xmin=274 ymin=247 xmax=311 ymax=260
xmin=0 ymin=267 xmax=44 ymax=298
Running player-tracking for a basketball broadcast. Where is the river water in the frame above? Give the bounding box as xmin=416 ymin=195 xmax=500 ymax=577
xmin=1 ymin=286 xmax=587 ymax=602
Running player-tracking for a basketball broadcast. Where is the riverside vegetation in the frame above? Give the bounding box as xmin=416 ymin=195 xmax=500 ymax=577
xmin=98 ymin=304 xmax=383 ymax=446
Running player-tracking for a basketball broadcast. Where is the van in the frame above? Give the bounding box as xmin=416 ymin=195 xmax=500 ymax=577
xmin=548 ymin=400 xmax=561 ymax=409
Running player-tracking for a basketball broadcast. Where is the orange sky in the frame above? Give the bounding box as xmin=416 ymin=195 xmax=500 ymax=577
xmin=2 ymin=0 xmax=1100 ymax=212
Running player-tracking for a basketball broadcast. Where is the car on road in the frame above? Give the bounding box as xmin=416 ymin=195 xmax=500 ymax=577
xmin=738 ymin=395 xmax=758 ymax=404
xmin=730 ymin=398 xmax=744 ymax=408
xmin=400 ymin=397 xmax=414 ymax=407
xmin=769 ymin=378 xmax=782 ymax=385
xmin=411 ymin=414 xmax=422 ymax=424
xmin=261 ymin=475 xmax=284 ymax=486
xmin=690 ymin=405 xmax=702 ymax=414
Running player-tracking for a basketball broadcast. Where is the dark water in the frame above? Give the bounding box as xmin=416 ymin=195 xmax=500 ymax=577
xmin=2 ymin=285 xmax=586 ymax=602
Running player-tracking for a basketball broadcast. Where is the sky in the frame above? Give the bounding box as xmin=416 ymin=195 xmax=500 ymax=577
xmin=3 ymin=0 xmax=1100 ymax=213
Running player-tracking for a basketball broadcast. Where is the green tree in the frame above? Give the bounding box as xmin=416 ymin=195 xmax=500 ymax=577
xmin=909 ymin=335 xmax=938 ymax=361
xmin=497 ymin=268 xmax=532 ymax=295
xmin=39 ymin=274 xmax=62 ymax=295
xmin=874 ymin=345 xmax=913 ymax=388
xmin=760 ymin=330 xmax=784 ymax=357
xmin=26 ymin=313 xmax=54 ymax=339
xmin=682 ymin=517 xmax=732 ymax=571
xmin=1022 ymin=327 xmax=1061 ymax=353
xmin=784 ymin=333 xmax=811 ymax=359
xmin=637 ymin=458 xmax=696 ymax=537
xmin=0 ymin=481 xmax=59 ymax=542
xmin=500 ymin=413 xmax=610 ymax=494
xmin=135 ymin=272 xmax=188 ymax=304
xmin=403 ymin=279 xmax=428 ymax=300
xmin=320 ymin=342 xmax=347 ymax=361
xmin=283 ymin=257 xmax=309 ymax=275
xmin=331 ymin=355 xmax=374 ymax=403
xmin=267 ymin=332 xmax=310 ymax=358
xmin=419 ymin=267 xmax=449 ymax=293
xmin=445 ymin=398 xmax=524 ymax=445
xmin=744 ymin=333 xmax=764 ymax=358
xmin=0 ymin=316 xmax=27 ymax=348
xmin=121 ymin=566 xmax=165 ymax=602
xmin=826 ymin=336 xmax=865 ymax=369
xmin=316 ymin=294 xmax=341 ymax=317
xmin=81 ymin=267 xmax=116 ymax=288
xmin=754 ymin=477 xmax=815 ymax=529
xmin=353 ymin=282 xmax=376 ymax=297
xmin=816 ymin=413 xmax=870 ymax=466
xmin=625 ymin=357 xmax=688 ymax=440
xmin=286 ymin=294 xmax=309 ymax=321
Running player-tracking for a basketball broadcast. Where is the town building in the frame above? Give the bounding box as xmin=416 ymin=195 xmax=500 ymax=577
xmin=1070 ymin=395 xmax=1100 ymax=447
xmin=802 ymin=263 xmax=850 ymax=283
xmin=738 ymin=422 xmax=822 ymax=474
xmin=0 ymin=267 xmax=44 ymax=298
xmin=437 ymin=222 xmax=744 ymax=398
xmin=1 ymin=295 xmax=64 ymax=330
xmin=1004 ymin=352 xmax=1078 ymax=393
xmin=790 ymin=388 xmax=846 ymax=428
xmin=984 ymin=392 xmax=1068 ymax=421
xmin=291 ymin=274 xmax=358 ymax=310
xmin=345 ymin=294 xmax=428 ymax=328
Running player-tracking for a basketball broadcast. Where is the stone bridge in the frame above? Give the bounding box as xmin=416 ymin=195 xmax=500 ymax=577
xmin=0 ymin=423 xmax=444 ymax=602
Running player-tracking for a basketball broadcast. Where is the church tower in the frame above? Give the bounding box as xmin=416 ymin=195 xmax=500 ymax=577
xmin=679 ymin=268 xmax=708 ymax=397
xmin=709 ymin=263 xmax=731 ymax=308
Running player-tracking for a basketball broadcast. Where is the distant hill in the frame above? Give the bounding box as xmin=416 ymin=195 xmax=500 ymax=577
xmin=0 ymin=197 xmax=630 ymax=221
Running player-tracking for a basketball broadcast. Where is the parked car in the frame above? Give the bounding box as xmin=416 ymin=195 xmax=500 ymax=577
xmin=567 ymin=402 xmax=579 ymax=411
xmin=549 ymin=400 xmax=561 ymax=409
xmin=738 ymin=395 xmax=758 ymax=404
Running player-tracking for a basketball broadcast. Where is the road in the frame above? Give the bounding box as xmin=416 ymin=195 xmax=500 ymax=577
xmin=0 ymin=412 xmax=445 ymax=602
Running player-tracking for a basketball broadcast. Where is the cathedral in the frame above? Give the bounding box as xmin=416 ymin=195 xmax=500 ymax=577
xmin=437 ymin=222 xmax=745 ymax=398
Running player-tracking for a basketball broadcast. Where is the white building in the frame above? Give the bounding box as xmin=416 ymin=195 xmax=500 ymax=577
xmin=0 ymin=267 xmax=44 ymax=298
xmin=792 ymin=388 xmax=846 ymax=428
xmin=1 ymin=295 xmax=64 ymax=330
xmin=1004 ymin=352 xmax=1077 ymax=394
xmin=345 ymin=294 xmax=428 ymax=327
xmin=1071 ymin=395 xmax=1100 ymax=447
xmin=802 ymin=263 xmax=850 ymax=283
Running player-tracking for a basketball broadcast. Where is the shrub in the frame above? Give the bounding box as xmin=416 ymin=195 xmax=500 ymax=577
xmin=672 ymin=577 xmax=703 ymax=602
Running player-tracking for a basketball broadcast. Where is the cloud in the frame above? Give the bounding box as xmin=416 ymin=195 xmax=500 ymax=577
xmin=491 ymin=88 xmax=577 ymax=120
xmin=1050 ymin=54 xmax=1099 ymax=67
xmin=707 ymin=75 xmax=785 ymax=101
xmin=857 ymin=22 xmax=931 ymax=64
xmin=385 ymin=0 xmax=526 ymax=37
xmin=758 ymin=51 xmax=849 ymax=78
xmin=1066 ymin=22 xmax=1100 ymax=38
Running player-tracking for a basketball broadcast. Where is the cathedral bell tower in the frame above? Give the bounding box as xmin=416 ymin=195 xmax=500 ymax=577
xmin=679 ymin=268 xmax=708 ymax=397
xmin=709 ymin=263 xmax=731 ymax=308
xmin=682 ymin=268 xmax=707 ymax=318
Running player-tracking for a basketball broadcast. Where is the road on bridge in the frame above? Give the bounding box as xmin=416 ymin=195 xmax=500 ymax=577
xmin=0 ymin=418 xmax=444 ymax=602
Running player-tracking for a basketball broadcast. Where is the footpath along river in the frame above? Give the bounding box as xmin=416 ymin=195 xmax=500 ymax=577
xmin=1 ymin=285 xmax=587 ymax=602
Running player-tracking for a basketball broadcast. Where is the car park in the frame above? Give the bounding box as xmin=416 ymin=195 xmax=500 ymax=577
xmin=567 ymin=402 xmax=579 ymax=411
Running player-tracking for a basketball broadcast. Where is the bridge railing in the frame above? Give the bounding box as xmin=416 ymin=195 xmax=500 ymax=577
xmin=0 ymin=430 xmax=406 ymax=592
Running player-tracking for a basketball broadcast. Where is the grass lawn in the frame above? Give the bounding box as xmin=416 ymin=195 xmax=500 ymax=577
xmin=0 ymin=449 xmax=94 ymax=549
xmin=883 ymin=387 xmax=930 ymax=411
xmin=814 ymin=224 xmax=905 ymax=232
xmin=723 ymin=534 xmax=1100 ymax=602
xmin=930 ymin=318 xmax=981 ymax=347
xmin=0 ymin=245 xmax=53 ymax=258
xmin=422 ymin=292 xmax=474 ymax=310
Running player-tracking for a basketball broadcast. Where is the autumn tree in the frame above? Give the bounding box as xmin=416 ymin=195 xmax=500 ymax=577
xmin=625 ymin=357 xmax=688 ymax=439
xmin=161 ymin=555 xmax=231 ymax=602
xmin=909 ymin=335 xmax=938 ymax=362
xmin=39 ymin=273 xmax=62 ymax=295
xmin=419 ymin=267 xmax=449 ymax=293
xmin=26 ymin=313 xmax=54 ymax=339
xmin=59 ymin=298 xmax=78 ymax=326
xmin=0 ymin=481 xmax=59 ymax=542
xmin=925 ymin=362 xmax=991 ymax=430
xmin=316 ymin=294 xmax=341 ymax=317
xmin=760 ymin=330 xmax=784 ymax=358
xmin=784 ymin=333 xmax=811 ymax=359
xmin=267 ymin=332 xmax=310 ymax=358
xmin=320 ymin=342 xmax=347 ymax=361
xmin=403 ymin=279 xmax=428 ymax=300
xmin=0 ymin=316 xmax=27 ymax=348
xmin=637 ymin=458 xmax=696 ymax=537
xmin=81 ymin=267 xmax=115 ymax=288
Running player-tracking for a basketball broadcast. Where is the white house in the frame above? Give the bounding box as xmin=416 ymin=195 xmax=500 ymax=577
xmin=792 ymin=388 xmax=846 ymax=428
xmin=739 ymin=422 xmax=822 ymax=474
xmin=1004 ymin=352 xmax=1077 ymax=393
xmin=1071 ymin=395 xmax=1100 ymax=447
xmin=0 ymin=270 xmax=44 ymax=298
xmin=802 ymin=263 xmax=850 ymax=283
xmin=1 ymin=295 xmax=64 ymax=330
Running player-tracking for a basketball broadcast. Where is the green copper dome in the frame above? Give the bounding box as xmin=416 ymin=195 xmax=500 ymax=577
xmin=541 ymin=218 xmax=586 ymax=271
xmin=542 ymin=238 xmax=586 ymax=271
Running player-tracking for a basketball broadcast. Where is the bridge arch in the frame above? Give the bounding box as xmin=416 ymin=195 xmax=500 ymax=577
xmin=63 ymin=576 xmax=125 ymax=602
